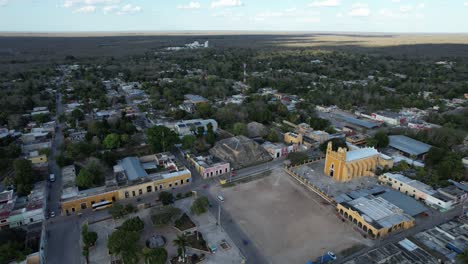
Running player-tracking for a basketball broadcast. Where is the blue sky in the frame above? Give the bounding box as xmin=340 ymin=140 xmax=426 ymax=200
xmin=1 ymin=0 xmax=468 ymax=32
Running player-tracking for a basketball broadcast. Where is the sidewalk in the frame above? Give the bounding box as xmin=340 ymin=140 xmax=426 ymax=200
xmin=175 ymin=198 xmax=245 ymax=264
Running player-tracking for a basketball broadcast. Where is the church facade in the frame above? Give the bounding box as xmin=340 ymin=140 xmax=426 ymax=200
xmin=324 ymin=142 xmax=391 ymax=182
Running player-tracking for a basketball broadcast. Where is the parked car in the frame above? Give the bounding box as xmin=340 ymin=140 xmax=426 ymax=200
xmin=50 ymin=211 xmax=56 ymax=218
xmin=217 ymin=195 xmax=225 ymax=202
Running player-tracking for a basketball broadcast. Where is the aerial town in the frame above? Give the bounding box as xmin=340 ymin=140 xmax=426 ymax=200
xmin=1 ymin=2 xmax=468 ymax=264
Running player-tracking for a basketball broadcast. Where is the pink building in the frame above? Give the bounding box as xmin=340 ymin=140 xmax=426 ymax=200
xmin=188 ymin=154 xmax=230 ymax=179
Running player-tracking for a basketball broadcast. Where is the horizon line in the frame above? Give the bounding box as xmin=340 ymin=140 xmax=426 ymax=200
xmin=1 ymin=30 xmax=468 ymax=37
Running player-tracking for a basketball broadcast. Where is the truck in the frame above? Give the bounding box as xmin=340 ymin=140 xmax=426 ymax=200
xmin=307 ymin=251 xmax=337 ymax=264
xmin=49 ymin=174 xmax=55 ymax=182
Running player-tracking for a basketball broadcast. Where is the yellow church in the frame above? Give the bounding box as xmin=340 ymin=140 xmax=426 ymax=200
xmin=324 ymin=142 xmax=392 ymax=182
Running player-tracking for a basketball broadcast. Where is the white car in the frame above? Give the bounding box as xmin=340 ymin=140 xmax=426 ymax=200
xmin=50 ymin=211 xmax=56 ymax=218
xmin=217 ymin=195 xmax=225 ymax=202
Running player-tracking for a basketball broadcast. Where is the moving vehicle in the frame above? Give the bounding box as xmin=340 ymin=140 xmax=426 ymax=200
xmin=217 ymin=195 xmax=225 ymax=202
xmin=307 ymin=251 xmax=337 ymax=264
xmin=49 ymin=174 xmax=55 ymax=182
xmin=50 ymin=211 xmax=56 ymax=218
xmin=92 ymin=200 xmax=113 ymax=211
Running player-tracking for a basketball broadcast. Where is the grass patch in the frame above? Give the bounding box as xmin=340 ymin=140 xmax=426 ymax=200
xmin=186 ymin=231 xmax=209 ymax=252
xmin=174 ymin=213 xmax=196 ymax=231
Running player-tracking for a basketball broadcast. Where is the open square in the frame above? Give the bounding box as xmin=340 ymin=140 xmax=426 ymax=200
xmin=211 ymin=167 xmax=372 ymax=264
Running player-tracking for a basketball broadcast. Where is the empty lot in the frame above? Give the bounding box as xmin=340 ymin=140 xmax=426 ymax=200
xmin=211 ymin=168 xmax=372 ymax=264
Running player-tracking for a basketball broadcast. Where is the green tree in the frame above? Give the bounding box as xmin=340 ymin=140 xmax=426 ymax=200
xmin=287 ymin=152 xmax=309 ymax=166
xmin=368 ymin=131 xmax=389 ymax=148
xmin=190 ymin=196 xmax=209 ymax=215
xmin=158 ymin=191 xmax=174 ymax=206
xmin=206 ymin=123 xmax=216 ymax=145
xmin=457 ymin=249 xmax=468 ymax=264
xmin=120 ymin=217 xmax=145 ymax=232
xmin=76 ymin=168 xmax=94 ymax=189
xmin=319 ymin=138 xmax=348 ymax=153
xmin=142 ymin=247 xmax=168 ymax=264
xmin=103 ymin=133 xmax=121 ymax=149
xmin=173 ymin=234 xmax=188 ymax=258
xmin=71 ymin=109 xmax=85 ymax=121
xmin=55 ymin=154 xmax=73 ymax=167
xmin=266 ymin=130 xmax=279 ymax=142
xmin=233 ymin=122 xmax=247 ymax=136
xmin=107 ymin=229 xmax=140 ymax=264
xmin=13 ymin=159 xmax=34 ymax=196
xmin=147 ymin=126 xmax=179 ymax=152
xmin=181 ymin=135 xmax=197 ymax=150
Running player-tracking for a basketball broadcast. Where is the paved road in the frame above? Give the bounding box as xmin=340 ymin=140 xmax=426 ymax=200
xmin=46 ymin=85 xmax=84 ymax=264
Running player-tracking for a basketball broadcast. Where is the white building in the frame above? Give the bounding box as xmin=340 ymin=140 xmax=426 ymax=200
xmin=379 ymin=173 xmax=454 ymax=211
xmin=262 ymin=141 xmax=298 ymax=159
xmin=174 ymin=119 xmax=218 ymax=137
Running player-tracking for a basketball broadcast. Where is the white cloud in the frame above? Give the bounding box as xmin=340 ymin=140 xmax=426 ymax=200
xmin=0 ymin=0 xmax=9 ymax=7
xmin=285 ymin=7 xmax=297 ymax=12
xmin=64 ymin=0 xmax=120 ymax=8
xmin=349 ymin=3 xmax=370 ymax=17
xmin=116 ymin=3 xmax=141 ymax=15
xmin=177 ymin=1 xmax=201 ymax=9
xmin=399 ymin=5 xmax=413 ymax=13
xmin=464 ymin=2 xmax=468 ymax=6
xmin=211 ymin=0 xmax=242 ymax=8
xmin=309 ymin=0 xmax=340 ymax=7
xmin=73 ymin=5 xmax=96 ymax=13
xmin=417 ymin=3 xmax=425 ymax=9
xmin=391 ymin=0 xmax=401 ymax=2
xmin=103 ymin=5 xmax=118 ymax=14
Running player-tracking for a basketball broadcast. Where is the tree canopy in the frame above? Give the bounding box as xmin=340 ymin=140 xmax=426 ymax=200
xmin=147 ymin=126 xmax=179 ymax=153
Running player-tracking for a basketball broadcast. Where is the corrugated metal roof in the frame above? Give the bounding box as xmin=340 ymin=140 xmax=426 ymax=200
xmin=336 ymin=114 xmax=381 ymax=129
xmin=378 ymin=189 xmax=428 ymax=216
xmin=121 ymin=157 xmax=148 ymax=181
xmin=389 ymin=135 xmax=432 ymax=156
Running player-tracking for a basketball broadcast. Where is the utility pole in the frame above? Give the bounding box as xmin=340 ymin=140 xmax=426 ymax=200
xmin=218 ymin=203 xmax=221 ymax=228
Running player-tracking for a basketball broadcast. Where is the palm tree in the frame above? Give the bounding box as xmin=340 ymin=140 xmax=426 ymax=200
xmin=173 ymin=234 xmax=188 ymax=259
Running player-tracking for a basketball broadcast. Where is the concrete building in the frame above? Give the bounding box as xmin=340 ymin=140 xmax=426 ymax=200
xmin=262 ymin=141 xmax=298 ymax=159
xmin=8 ymin=182 xmax=46 ymax=228
xmin=284 ymin=132 xmax=303 ymax=145
xmin=371 ymin=111 xmax=406 ymax=126
xmin=0 ymin=190 xmax=15 ymax=230
xmin=174 ymin=119 xmax=218 ymax=137
xmin=307 ymin=130 xmax=330 ymax=144
xmin=379 ymin=173 xmax=454 ymax=210
xmin=60 ymin=153 xmax=191 ymax=215
xmin=324 ymin=142 xmax=392 ymax=182
xmin=187 ymin=154 xmax=230 ymax=179
xmin=337 ymin=195 xmax=415 ymax=239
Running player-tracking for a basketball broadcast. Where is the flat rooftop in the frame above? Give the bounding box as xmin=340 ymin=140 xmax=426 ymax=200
xmin=383 ymin=173 xmax=435 ymax=195
xmin=389 ymin=135 xmax=432 ymax=156
xmin=346 ymin=147 xmax=379 ymax=162
xmin=336 ymin=114 xmax=381 ymax=129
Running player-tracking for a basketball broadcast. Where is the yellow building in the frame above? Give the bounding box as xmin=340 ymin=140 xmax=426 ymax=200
xmin=337 ymin=195 xmax=415 ymax=239
xmin=61 ymin=153 xmax=192 ymax=215
xmin=324 ymin=142 xmax=392 ymax=182
xmin=28 ymin=154 xmax=48 ymax=165
xmin=284 ymin=132 xmax=303 ymax=145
